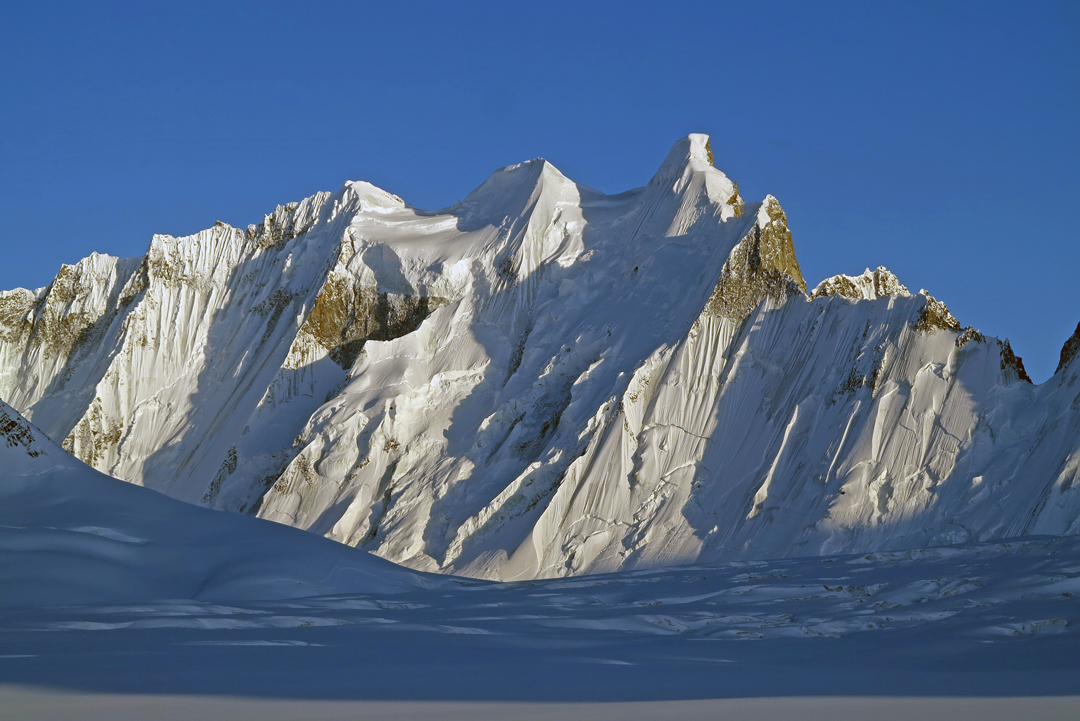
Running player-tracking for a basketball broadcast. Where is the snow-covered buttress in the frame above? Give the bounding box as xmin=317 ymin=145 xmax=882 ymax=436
xmin=2 ymin=134 xmax=1078 ymax=580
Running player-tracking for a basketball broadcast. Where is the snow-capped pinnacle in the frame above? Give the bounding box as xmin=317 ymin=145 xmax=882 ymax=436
xmin=458 ymin=158 xmax=574 ymax=217
xmin=812 ymin=267 xmax=910 ymax=300
xmin=344 ymin=181 xmax=406 ymax=213
xmin=649 ymin=134 xmax=721 ymax=187
xmin=646 ymin=134 xmax=743 ymax=218
xmin=659 ymin=133 xmax=716 ymax=172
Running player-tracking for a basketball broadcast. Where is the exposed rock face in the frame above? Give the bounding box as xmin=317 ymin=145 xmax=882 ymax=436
xmin=812 ymin=267 xmax=908 ymax=300
xmin=955 ymin=326 xmax=986 ymax=349
xmin=2 ymin=133 xmax=1079 ymax=580
xmin=705 ymin=196 xmax=805 ymax=320
xmin=0 ymin=403 xmax=39 ymax=456
xmin=301 ymin=273 xmax=445 ymax=370
xmin=915 ymin=292 xmax=962 ymax=333
xmin=998 ymin=338 xmax=1033 ymax=384
xmin=1056 ymin=322 xmax=1080 ymax=375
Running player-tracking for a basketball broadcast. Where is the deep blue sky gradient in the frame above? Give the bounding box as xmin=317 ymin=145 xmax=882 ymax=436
xmin=2 ymin=1 xmax=1077 ymax=380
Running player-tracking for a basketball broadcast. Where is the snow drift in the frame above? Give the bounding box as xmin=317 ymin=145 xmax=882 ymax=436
xmin=0 ymin=401 xmax=437 ymax=606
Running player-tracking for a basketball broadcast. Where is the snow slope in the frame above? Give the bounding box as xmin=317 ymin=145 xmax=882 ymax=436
xmin=1 ymin=134 xmax=1078 ymax=580
xmin=0 ymin=401 xmax=437 ymax=606
xmin=3 ymin=482 xmax=1079 ymax=705
xmin=2 ymin=397 xmax=1079 ymax=716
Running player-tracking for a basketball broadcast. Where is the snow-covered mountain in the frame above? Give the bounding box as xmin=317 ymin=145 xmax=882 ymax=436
xmin=2 ymin=134 xmax=1078 ymax=580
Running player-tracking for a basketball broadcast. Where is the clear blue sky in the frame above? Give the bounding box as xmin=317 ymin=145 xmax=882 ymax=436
xmin=2 ymin=1 xmax=1077 ymax=381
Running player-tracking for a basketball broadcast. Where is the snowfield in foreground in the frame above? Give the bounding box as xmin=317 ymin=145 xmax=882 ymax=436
xmin=1 ymin=402 xmax=1078 ymax=717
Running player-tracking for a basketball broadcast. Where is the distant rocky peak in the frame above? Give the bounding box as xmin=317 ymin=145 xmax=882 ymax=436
xmin=998 ymin=338 xmax=1033 ymax=384
xmin=755 ymin=196 xmax=804 ymax=291
xmin=914 ymin=290 xmax=962 ymax=333
xmin=812 ymin=267 xmax=910 ymax=301
xmin=1055 ymin=321 xmax=1080 ymax=376
xmin=811 ymin=268 xmax=966 ymax=338
xmin=245 ymin=191 xmax=333 ymax=250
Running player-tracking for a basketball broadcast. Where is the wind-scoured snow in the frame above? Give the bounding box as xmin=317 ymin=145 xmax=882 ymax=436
xmin=1 ymin=134 xmax=1078 ymax=580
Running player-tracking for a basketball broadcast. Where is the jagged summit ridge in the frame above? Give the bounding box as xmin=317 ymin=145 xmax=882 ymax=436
xmin=1 ymin=135 xmax=1078 ymax=580
xmin=812 ymin=266 xmax=909 ymax=300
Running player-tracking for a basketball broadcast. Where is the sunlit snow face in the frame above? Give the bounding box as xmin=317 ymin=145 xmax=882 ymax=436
xmin=0 ymin=135 xmax=1074 ymax=585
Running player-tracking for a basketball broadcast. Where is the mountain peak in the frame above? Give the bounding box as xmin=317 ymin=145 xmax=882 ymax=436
xmin=462 ymin=158 xmax=568 ymax=201
xmin=644 ymin=134 xmax=743 ymax=219
xmin=648 ymin=134 xmax=721 ymax=187
xmin=344 ymin=181 xmax=406 ymax=213
xmin=1055 ymin=321 xmax=1080 ymax=376
xmin=659 ymin=133 xmax=716 ymax=173
xmin=812 ymin=267 xmax=910 ymax=300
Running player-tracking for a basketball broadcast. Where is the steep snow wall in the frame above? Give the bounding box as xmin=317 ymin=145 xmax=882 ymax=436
xmin=2 ymin=134 xmax=1078 ymax=579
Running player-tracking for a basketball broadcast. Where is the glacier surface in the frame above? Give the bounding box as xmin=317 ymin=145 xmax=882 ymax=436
xmin=0 ymin=399 xmax=1075 ymax=716
xmin=0 ymin=402 xmax=1078 ymax=714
